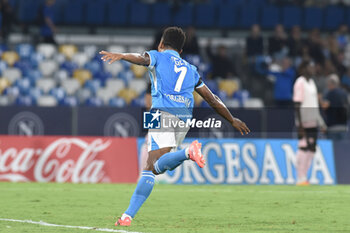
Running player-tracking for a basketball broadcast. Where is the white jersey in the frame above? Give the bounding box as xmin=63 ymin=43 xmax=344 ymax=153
xmin=293 ymin=76 xmax=325 ymax=128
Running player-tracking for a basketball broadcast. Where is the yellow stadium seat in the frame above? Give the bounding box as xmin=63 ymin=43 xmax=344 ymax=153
xmin=59 ymin=44 xmax=78 ymax=59
xmin=218 ymin=79 xmax=239 ymax=97
xmin=130 ymin=64 xmax=147 ymax=78
xmin=0 ymin=78 xmax=10 ymax=93
xmin=1 ymin=51 xmax=19 ymax=66
xmin=118 ymin=88 xmax=138 ymax=104
xmin=193 ymin=91 xmax=203 ymax=107
xmin=73 ymin=69 xmax=92 ymax=85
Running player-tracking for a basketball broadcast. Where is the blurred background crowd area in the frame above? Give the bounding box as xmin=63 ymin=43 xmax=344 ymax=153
xmin=0 ymin=0 xmax=349 ymax=128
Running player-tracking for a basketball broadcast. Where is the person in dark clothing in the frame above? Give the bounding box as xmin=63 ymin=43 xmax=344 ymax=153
xmin=0 ymin=0 xmax=14 ymax=42
xmin=206 ymin=41 xmax=236 ymax=79
xmin=268 ymin=24 xmax=288 ymax=56
xmin=322 ymin=74 xmax=349 ymax=141
xmin=40 ymin=0 xmax=57 ymax=44
xmin=246 ymin=24 xmax=264 ymax=57
xmin=268 ymin=57 xmax=296 ymax=107
xmin=287 ymin=25 xmax=304 ymax=58
xmin=304 ymin=29 xmax=325 ymax=65
xmin=182 ymin=26 xmax=199 ymax=55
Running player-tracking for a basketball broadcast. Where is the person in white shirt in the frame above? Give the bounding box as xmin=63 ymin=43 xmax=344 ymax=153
xmin=293 ymin=60 xmax=327 ymax=186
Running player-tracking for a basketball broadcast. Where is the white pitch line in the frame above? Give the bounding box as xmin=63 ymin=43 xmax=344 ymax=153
xmin=0 ymin=218 xmax=144 ymax=233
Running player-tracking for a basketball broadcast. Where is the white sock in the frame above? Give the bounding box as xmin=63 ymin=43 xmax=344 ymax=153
xmin=121 ymin=213 xmax=132 ymax=220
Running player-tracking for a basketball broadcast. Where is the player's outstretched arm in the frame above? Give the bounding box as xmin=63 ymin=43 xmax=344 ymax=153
xmin=99 ymin=50 xmax=150 ymax=66
xmin=196 ymin=84 xmax=250 ymax=135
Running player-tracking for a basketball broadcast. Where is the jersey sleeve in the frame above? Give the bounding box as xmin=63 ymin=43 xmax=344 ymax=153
xmin=293 ymin=78 xmax=304 ymax=103
xmin=191 ymin=65 xmax=204 ymax=89
xmin=145 ymin=50 xmax=159 ymax=69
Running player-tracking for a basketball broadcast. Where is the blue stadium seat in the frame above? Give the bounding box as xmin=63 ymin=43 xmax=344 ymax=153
xmin=173 ymin=4 xmax=193 ymax=27
xmin=239 ymin=4 xmax=259 ymax=29
xmin=261 ymin=5 xmax=280 ymax=29
xmin=151 ymin=3 xmax=171 ymax=26
xmin=84 ymin=79 xmax=101 ymax=94
xmin=16 ymin=44 xmax=34 ymax=59
xmin=109 ymin=97 xmax=126 ymax=107
xmin=14 ymin=60 xmax=32 ymax=76
xmin=16 ymin=95 xmax=35 ymax=106
xmin=218 ymin=4 xmax=238 ymax=28
xmin=86 ymin=97 xmax=104 ymax=106
xmin=324 ymin=6 xmax=344 ymax=30
xmin=63 ymin=0 xmax=85 ymax=25
xmin=107 ymin=0 xmax=129 ymax=26
xmin=303 ymin=7 xmax=323 ymax=29
xmin=195 ymin=3 xmax=216 ymax=27
xmin=130 ymin=2 xmax=150 ymax=26
xmin=282 ymin=6 xmax=302 ymax=29
xmin=85 ymin=0 xmax=107 ymax=25
xmin=49 ymin=87 xmax=66 ymax=101
xmin=61 ymin=96 xmax=78 ymax=106
xmin=15 ymin=78 xmax=32 ymax=95
xmin=18 ymin=0 xmax=41 ymax=23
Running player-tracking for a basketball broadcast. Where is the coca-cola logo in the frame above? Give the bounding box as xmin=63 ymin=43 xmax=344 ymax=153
xmin=0 ymin=138 xmax=111 ymax=183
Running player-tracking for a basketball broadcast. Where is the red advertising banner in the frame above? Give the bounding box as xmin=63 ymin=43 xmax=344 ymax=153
xmin=0 ymin=136 xmax=139 ymax=183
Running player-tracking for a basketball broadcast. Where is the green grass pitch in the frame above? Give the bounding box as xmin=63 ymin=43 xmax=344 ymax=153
xmin=0 ymin=182 xmax=349 ymax=233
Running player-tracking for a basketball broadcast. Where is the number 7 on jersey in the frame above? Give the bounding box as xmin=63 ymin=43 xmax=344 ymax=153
xmin=174 ymin=65 xmax=187 ymax=92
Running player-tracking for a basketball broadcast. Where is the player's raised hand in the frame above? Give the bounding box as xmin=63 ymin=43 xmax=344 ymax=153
xmin=231 ymin=118 xmax=250 ymax=135
xmin=99 ymin=50 xmax=123 ymax=64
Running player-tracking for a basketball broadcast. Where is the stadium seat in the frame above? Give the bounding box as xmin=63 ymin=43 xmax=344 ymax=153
xmin=282 ymin=6 xmax=302 ymax=29
xmin=16 ymin=44 xmax=34 ymax=59
xmin=39 ymin=60 xmax=58 ymax=77
xmin=303 ymin=7 xmax=323 ymax=29
xmin=85 ymin=96 xmax=104 ymax=106
xmin=37 ymin=44 xmax=57 ymax=59
xmin=84 ymin=60 xmax=102 ymax=76
xmin=2 ymin=67 xmax=21 ymax=84
xmin=106 ymin=78 xmax=125 ymax=95
xmin=218 ymin=79 xmax=239 ymax=97
xmin=84 ymin=79 xmax=101 ymax=94
xmin=27 ymin=70 xmax=42 ymax=84
xmin=96 ymin=88 xmax=116 ymax=104
xmin=130 ymin=2 xmax=150 ymax=26
xmin=218 ymin=4 xmax=238 ymax=28
xmin=72 ymin=53 xmax=89 ymax=68
xmin=28 ymin=87 xmax=43 ymax=100
xmin=61 ymin=96 xmax=79 ymax=106
xmin=15 ymin=78 xmax=31 ymax=95
xmin=109 ymin=97 xmax=126 ymax=107
xmin=118 ymin=88 xmax=138 ymax=104
xmin=54 ymin=69 xmax=69 ymax=83
xmin=60 ymin=61 xmax=79 ymax=76
xmin=14 ymin=60 xmax=32 ymax=76
xmin=83 ymin=45 xmax=98 ymax=59
xmin=224 ymin=99 xmax=240 ymax=108
xmin=0 ymin=60 xmax=7 ymax=75
xmin=239 ymin=4 xmax=259 ymax=29
xmin=63 ymin=0 xmax=85 ymax=25
xmin=261 ymin=5 xmax=280 ymax=29
xmin=324 ymin=6 xmax=344 ymax=30
xmin=49 ymin=87 xmax=66 ymax=101
xmin=243 ymin=98 xmax=264 ymax=108
xmin=37 ymin=95 xmax=58 ymax=107
xmin=59 ymin=44 xmax=78 ymax=60
xmin=195 ymin=3 xmax=216 ymax=27
xmin=61 ymin=79 xmax=81 ymax=95
xmin=0 ymin=96 xmax=10 ymax=106
xmin=36 ymin=78 xmax=56 ymax=93
xmin=173 ymin=3 xmax=193 ymax=27
xmin=1 ymin=51 xmax=19 ymax=66
xmin=0 ymin=78 xmax=10 ymax=94
xmin=151 ymin=3 xmax=171 ymax=26
xmin=76 ymin=88 xmax=92 ymax=103
xmin=16 ymin=95 xmax=34 ymax=106
xmin=107 ymin=0 xmax=129 ymax=26
xmin=104 ymin=61 xmax=124 ymax=77
xmin=130 ymin=64 xmax=147 ymax=78
xmin=129 ymin=79 xmax=147 ymax=94
xmin=85 ymin=0 xmax=106 ymax=25
xmin=73 ymin=69 xmax=92 ymax=85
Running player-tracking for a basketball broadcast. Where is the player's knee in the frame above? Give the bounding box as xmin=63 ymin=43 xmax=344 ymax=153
xmin=144 ymin=162 xmax=158 ymax=175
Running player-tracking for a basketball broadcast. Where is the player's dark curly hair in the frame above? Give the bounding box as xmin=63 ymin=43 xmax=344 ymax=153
xmin=161 ymin=27 xmax=186 ymax=52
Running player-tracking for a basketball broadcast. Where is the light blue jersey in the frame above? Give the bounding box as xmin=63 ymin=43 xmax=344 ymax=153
xmin=146 ymin=49 xmax=204 ymax=120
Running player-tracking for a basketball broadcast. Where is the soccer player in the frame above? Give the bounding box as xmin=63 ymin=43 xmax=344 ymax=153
xmin=100 ymin=27 xmax=250 ymax=226
xmin=293 ymin=61 xmax=326 ymax=186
